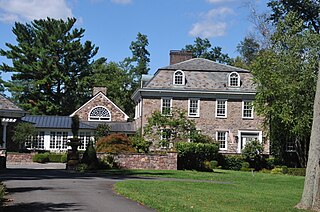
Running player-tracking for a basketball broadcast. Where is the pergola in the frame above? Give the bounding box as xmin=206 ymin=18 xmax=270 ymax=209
xmin=0 ymin=95 xmax=26 ymax=169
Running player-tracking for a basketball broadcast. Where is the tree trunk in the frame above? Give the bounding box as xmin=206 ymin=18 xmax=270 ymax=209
xmin=296 ymin=66 xmax=320 ymax=210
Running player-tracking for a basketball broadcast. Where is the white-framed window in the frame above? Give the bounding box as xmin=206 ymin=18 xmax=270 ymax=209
xmin=161 ymin=97 xmax=172 ymax=115
xmin=50 ymin=131 xmax=68 ymax=150
xmin=216 ymin=99 xmax=227 ymax=118
xmin=25 ymin=131 xmax=45 ymax=149
xmin=188 ymin=98 xmax=200 ymax=117
xmin=79 ymin=132 xmax=92 ymax=150
xmin=89 ymin=106 xmax=111 ymax=121
xmin=228 ymin=72 xmax=240 ymax=87
xmin=286 ymin=141 xmax=296 ymax=152
xmin=216 ymin=131 xmax=228 ymax=150
xmin=242 ymin=100 xmax=254 ymax=118
xmin=173 ymin=70 xmax=185 ymax=85
xmin=160 ymin=129 xmax=172 ymax=148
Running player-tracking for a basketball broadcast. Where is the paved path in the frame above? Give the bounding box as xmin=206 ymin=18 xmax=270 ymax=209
xmin=0 ymin=163 xmax=155 ymax=212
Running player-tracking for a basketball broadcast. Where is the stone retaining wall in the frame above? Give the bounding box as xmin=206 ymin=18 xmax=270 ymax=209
xmin=7 ymin=152 xmax=35 ymax=163
xmin=98 ymin=152 xmax=177 ymax=170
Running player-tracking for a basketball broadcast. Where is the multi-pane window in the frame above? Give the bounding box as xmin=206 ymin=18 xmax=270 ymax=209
xmin=50 ymin=132 xmax=68 ymax=150
xmin=161 ymin=98 xmax=172 ymax=115
xmin=160 ymin=129 xmax=172 ymax=148
xmin=25 ymin=131 xmax=45 ymax=149
xmin=89 ymin=106 xmax=111 ymax=121
xmin=216 ymin=100 xmax=227 ymax=118
xmin=173 ymin=70 xmax=185 ymax=85
xmin=229 ymin=72 xmax=240 ymax=87
xmin=188 ymin=99 xmax=200 ymax=117
xmin=286 ymin=141 xmax=295 ymax=152
xmin=79 ymin=132 xmax=92 ymax=150
xmin=242 ymin=101 xmax=253 ymax=118
xmin=217 ymin=131 xmax=227 ymax=150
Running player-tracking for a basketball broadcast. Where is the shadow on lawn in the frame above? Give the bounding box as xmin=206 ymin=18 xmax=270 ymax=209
xmin=2 ymin=202 xmax=82 ymax=212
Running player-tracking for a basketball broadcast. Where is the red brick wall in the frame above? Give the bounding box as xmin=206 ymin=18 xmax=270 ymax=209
xmin=7 ymin=152 xmax=36 ymax=163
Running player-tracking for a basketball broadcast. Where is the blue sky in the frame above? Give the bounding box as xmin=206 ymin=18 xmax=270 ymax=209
xmin=0 ymin=0 xmax=270 ymax=82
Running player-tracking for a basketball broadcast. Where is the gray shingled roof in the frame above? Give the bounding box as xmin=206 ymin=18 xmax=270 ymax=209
xmin=82 ymin=121 xmax=136 ymax=133
xmin=0 ymin=95 xmax=26 ymax=117
xmin=159 ymin=58 xmax=250 ymax=73
xmin=22 ymin=115 xmax=95 ymax=129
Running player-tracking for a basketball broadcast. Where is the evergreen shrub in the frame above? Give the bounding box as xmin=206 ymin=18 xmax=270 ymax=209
xmin=96 ymin=134 xmax=135 ymax=153
xmin=176 ymin=142 xmax=219 ymax=171
xmin=32 ymin=153 xmax=49 ymax=163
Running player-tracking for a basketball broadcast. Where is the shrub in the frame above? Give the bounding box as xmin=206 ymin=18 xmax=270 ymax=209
xmin=176 ymin=142 xmax=219 ymax=171
xmin=242 ymin=140 xmax=264 ymax=170
xmin=271 ymin=167 xmax=284 ymax=174
xmin=287 ymin=168 xmax=306 ymax=176
xmin=32 ymin=153 xmax=49 ymax=163
xmin=210 ymin=160 xmax=218 ymax=169
xmin=218 ymin=155 xmax=245 ymax=171
xmin=130 ymin=134 xmax=151 ymax=153
xmin=96 ymin=134 xmax=135 ymax=153
xmin=60 ymin=154 xmax=68 ymax=163
xmin=81 ymin=140 xmax=99 ymax=170
xmin=260 ymin=168 xmax=271 ymax=173
xmin=48 ymin=153 xmax=63 ymax=162
xmin=240 ymin=162 xmax=252 ymax=172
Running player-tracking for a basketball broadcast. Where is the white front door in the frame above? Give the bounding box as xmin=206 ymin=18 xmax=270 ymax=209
xmin=238 ymin=131 xmax=262 ymax=153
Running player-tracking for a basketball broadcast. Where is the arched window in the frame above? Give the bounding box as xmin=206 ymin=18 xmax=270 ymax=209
xmin=173 ymin=70 xmax=185 ymax=85
xmin=89 ymin=106 xmax=111 ymax=121
xmin=228 ymin=72 xmax=240 ymax=87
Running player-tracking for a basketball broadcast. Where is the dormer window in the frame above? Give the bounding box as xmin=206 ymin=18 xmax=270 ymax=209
xmin=89 ymin=106 xmax=111 ymax=121
xmin=228 ymin=72 xmax=240 ymax=87
xmin=173 ymin=70 xmax=185 ymax=85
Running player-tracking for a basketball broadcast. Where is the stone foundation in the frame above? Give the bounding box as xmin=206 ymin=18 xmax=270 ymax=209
xmin=98 ymin=152 xmax=177 ymax=170
xmin=6 ymin=152 xmax=36 ymax=164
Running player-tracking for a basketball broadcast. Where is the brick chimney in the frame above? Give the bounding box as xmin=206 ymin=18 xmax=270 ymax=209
xmin=169 ymin=50 xmax=193 ymax=65
xmin=93 ymin=86 xmax=107 ymax=96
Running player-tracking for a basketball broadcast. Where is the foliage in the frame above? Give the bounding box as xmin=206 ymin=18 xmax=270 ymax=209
xmin=268 ymin=0 xmax=320 ymax=33
xmin=144 ymin=108 xmax=198 ymax=148
xmin=32 ymin=153 xmax=49 ymax=163
xmin=242 ymin=140 xmax=264 ymax=169
xmin=251 ymin=13 xmax=320 ymax=167
xmin=94 ymin=123 xmax=110 ymax=141
xmin=236 ymin=36 xmax=260 ymax=66
xmin=287 ymin=168 xmax=306 ymax=176
xmin=48 ymin=153 xmax=66 ymax=163
xmin=81 ymin=140 xmax=99 ymax=170
xmin=12 ymin=122 xmax=36 ymax=145
xmin=0 ymin=18 xmax=99 ymax=115
xmin=176 ymin=142 xmax=219 ymax=171
xmin=71 ymin=115 xmax=80 ymax=138
xmin=218 ymin=155 xmax=245 ymax=171
xmin=183 ymin=37 xmax=231 ymax=64
xmin=96 ymin=134 xmax=135 ymax=153
xmin=114 ymin=169 xmax=304 ymax=212
xmin=130 ymin=132 xmax=151 ymax=153
xmin=240 ymin=162 xmax=251 ymax=172
xmin=60 ymin=154 xmax=68 ymax=163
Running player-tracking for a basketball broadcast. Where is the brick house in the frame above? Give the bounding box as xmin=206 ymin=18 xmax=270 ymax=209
xmin=132 ymin=51 xmax=269 ymax=154
xmin=20 ymin=87 xmax=134 ymax=152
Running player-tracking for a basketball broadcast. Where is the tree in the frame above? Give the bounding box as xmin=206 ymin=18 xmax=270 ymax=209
xmin=0 ymin=18 xmax=99 ymax=115
xmin=296 ymin=65 xmax=320 ymax=210
xmin=12 ymin=122 xmax=36 ymax=148
xmin=144 ymin=108 xmax=204 ymax=148
xmin=268 ymin=0 xmax=320 ymax=33
xmin=183 ymin=37 xmax=231 ymax=64
xmin=236 ymin=36 xmax=260 ymax=66
xmin=251 ymin=13 xmax=320 ymax=167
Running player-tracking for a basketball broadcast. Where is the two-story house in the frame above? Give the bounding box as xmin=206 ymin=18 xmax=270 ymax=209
xmin=132 ymin=51 xmax=269 ymax=154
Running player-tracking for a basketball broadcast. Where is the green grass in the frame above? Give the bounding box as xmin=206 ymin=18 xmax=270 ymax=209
xmin=111 ymin=169 xmax=308 ymax=212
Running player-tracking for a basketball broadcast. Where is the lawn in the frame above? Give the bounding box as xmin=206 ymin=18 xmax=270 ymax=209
xmin=111 ymin=169 xmax=308 ymax=212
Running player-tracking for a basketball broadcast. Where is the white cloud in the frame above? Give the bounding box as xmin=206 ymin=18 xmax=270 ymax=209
xmin=189 ymin=7 xmax=234 ymax=38
xmin=111 ymin=0 xmax=132 ymax=5
xmin=0 ymin=0 xmax=73 ymax=23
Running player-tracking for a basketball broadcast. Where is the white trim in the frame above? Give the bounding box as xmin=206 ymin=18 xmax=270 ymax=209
xmin=173 ymin=70 xmax=185 ymax=85
xmin=215 ymin=99 xmax=227 ymax=118
xmin=216 ymin=131 xmax=228 ymax=150
xmin=88 ymin=106 xmax=111 ymax=122
xmin=188 ymin=98 xmax=200 ymax=117
xmin=70 ymin=92 xmax=129 ymax=120
xmin=237 ymin=130 xmax=262 ymax=153
xmin=242 ymin=100 xmax=254 ymax=119
xmin=161 ymin=97 xmax=172 ymax=115
xmin=228 ymin=72 xmax=240 ymax=87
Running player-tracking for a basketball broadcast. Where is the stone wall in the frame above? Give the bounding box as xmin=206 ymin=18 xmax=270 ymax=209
xmin=98 ymin=152 xmax=177 ymax=170
xmin=7 ymin=152 xmax=35 ymax=163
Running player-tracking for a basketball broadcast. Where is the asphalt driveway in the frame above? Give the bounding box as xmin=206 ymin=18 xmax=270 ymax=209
xmin=0 ymin=163 xmax=155 ymax=212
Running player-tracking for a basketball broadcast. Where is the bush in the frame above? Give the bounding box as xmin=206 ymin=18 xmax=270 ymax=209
xmin=287 ymin=168 xmax=306 ymax=176
xmin=271 ymin=167 xmax=284 ymax=174
xmin=240 ymin=162 xmax=252 ymax=172
xmin=60 ymin=154 xmax=67 ymax=163
xmin=130 ymin=134 xmax=151 ymax=153
xmin=32 ymin=153 xmax=49 ymax=163
xmin=96 ymin=134 xmax=135 ymax=153
xmin=242 ymin=140 xmax=264 ymax=170
xmin=176 ymin=142 xmax=219 ymax=171
xmin=81 ymin=140 xmax=99 ymax=170
xmin=218 ymin=155 xmax=245 ymax=171
xmin=48 ymin=153 xmax=64 ymax=162
xmin=210 ymin=160 xmax=218 ymax=169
